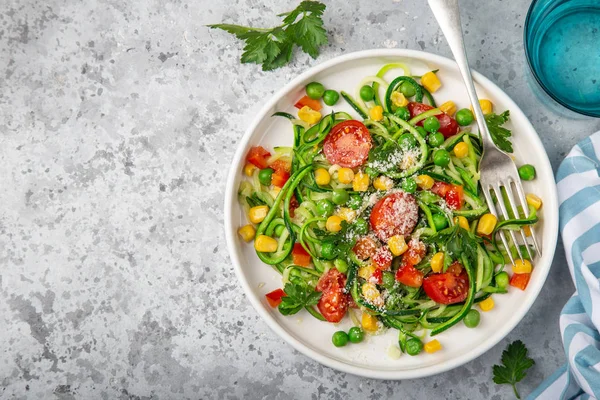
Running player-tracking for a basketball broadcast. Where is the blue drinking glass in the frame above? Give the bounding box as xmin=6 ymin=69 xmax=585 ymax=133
xmin=525 ymin=0 xmax=600 ymax=117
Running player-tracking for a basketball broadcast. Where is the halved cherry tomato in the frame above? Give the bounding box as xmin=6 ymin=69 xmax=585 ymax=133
xmin=445 ymin=185 xmax=464 ymax=210
xmin=510 ymin=273 xmax=531 ymax=291
xmin=323 ymin=120 xmax=372 ymax=168
xmin=292 ymin=243 xmax=311 ymax=267
xmin=265 ymin=288 xmax=286 ymax=308
xmin=447 ymin=260 xmax=463 ymax=275
xmin=431 ymin=181 xmax=451 ymax=197
xmin=270 ymin=159 xmax=291 ymax=173
xmin=370 ymin=192 xmax=419 ymax=242
xmin=316 ymin=269 xmax=349 ymax=323
xmin=246 ymin=146 xmax=271 ymax=169
xmin=372 ymin=269 xmax=383 ymax=285
xmin=353 ymin=237 xmax=377 ymax=260
xmin=402 ymin=239 xmax=426 ymax=266
xmin=395 ymin=263 xmax=424 ymax=288
xmin=271 ymin=169 xmax=290 ymax=188
xmin=373 ymin=246 xmax=393 ymax=270
xmin=407 ymin=102 xmax=459 ymax=138
xmin=423 ymin=267 xmax=469 ymax=304
xmin=294 ymin=95 xmax=322 ymax=111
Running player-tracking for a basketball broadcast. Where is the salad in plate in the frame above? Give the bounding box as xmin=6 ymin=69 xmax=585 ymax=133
xmin=237 ymin=63 xmax=542 ymax=355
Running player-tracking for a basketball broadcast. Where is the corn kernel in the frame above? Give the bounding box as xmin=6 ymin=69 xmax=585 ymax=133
xmin=391 ymin=91 xmax=409 ymax=107
xmin=238 ymin=224 xmax=256 ymax=242
xmin=477 ymin=213 xmax=497 ymax=236
xmin=337 ymin=167 xmax=355 ymax=184
xmin=453 ymin=142 xmax=469 ymax=158
xmin=361 ymin=312 xmax=379 ymax=332
xmin=431 ymin=252 xmax=445 ymax=273
xmin=524 ymin=225 xmax=532 ymax=237
xmin=388 ymin=235 xmax=408 ymax=256
xmin=362 ymin=283 xmax=383 ymax=307
xmin=358 ymin=264 xmax=376 ymax=280
xmin=526 ymin=193 xmax=543 ymax=210
xmin=454 ymin=216 xmax=470 ymax=231
xmin=326 ymin=215 xmax=343 ymax=232
xmin=249 ymin=205 xmax=269 ymax=224
xmin=353 ymin=171 xmax=370 ymax=192
xmin=479 ymin=296 xmax=495 ymax=312
xmin=373 ymin=175 xmax=394 ymax=191
xmin=471 ymin=99 xmax=493 ymax=115
xmin=513 ymin=259 xmax=533 ymax=274
xmin=244 ymin=163 xmax=257 ymax=177
xmin=337 ymin=207 xmax=357 ymax=222
xmin=421 ymin=71 xmax=442 ymax=93
xmin=415 ymin=174 xmax=434 ymax=190
xmin=314 ymin=168 xmax=331 ymax=186
xmin=298 ymin=106 xmax=322 ymax=124
xmin=439 ymin=100 xmax=456 ymax=116
xmin=424 ymin=339 xmax=442 ymax=354
xmin=369 ymin=105 xmax=384 ymax=121
xmin=254 ymin=235 xmax=278 ymax=252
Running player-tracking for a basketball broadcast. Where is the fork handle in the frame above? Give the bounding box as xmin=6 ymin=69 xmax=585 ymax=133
xmin=427 ymin=0 xmax=496 ymax=150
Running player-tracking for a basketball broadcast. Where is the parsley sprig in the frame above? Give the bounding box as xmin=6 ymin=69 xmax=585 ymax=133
xmin=207 ymin=1 xmax=328 ymax=71
xmin=278 ymin=282 xmax=322 ymax=316
xmin=493 ymin=340 xmax=535 ymax=399
xmin=485 ymin=110 xmax=513 ymax=153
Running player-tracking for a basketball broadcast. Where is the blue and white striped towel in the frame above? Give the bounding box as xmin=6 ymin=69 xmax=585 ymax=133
xmin=530 ymin=134 xmax=600 ymax=400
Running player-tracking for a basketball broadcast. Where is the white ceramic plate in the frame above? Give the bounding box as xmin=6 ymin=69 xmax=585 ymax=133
xmin=224 ymin=49 xmax=559 ymax=379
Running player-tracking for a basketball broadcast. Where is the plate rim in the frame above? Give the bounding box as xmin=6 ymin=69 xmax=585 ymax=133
xmin=223 ymin=48 xmax=559 ymax=380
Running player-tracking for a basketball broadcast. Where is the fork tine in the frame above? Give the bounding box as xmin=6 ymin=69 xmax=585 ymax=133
xmin=504 ymin=182 xmax=535 ymax=260
xmin=490 ymin=184 xmax=525 ymax=263
xmin=482 ymin=184 xmax=515 ymax=265
xmin=512 ymin=177 xmax=542 ymax=257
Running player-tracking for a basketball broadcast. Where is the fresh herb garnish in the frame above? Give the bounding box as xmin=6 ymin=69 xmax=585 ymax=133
xmin=207 ymin=1 xmax=328 ymax=71
xmin=425 ymin=225 xmax=481 ymax=268
xmin=485 ymin=110 xmax=513 ymax=153
xmin=313 ymin=220 xmax=357 ymax=260
xmin=492 ymin=340 xmax=535 ymax=399
xmin=278 ymin=282 xmax=322 ymax=316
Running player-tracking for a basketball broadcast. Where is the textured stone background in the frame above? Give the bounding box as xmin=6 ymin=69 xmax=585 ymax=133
xmin=1 ymin=0 xmax=600 ymax=399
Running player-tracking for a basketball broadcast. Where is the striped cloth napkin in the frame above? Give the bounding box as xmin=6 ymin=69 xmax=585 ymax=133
xmin=529 ymin=134 xmax=600 ymax=400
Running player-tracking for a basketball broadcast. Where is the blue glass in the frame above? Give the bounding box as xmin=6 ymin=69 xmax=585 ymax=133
xmin=525 ymin=0 xmax=600 ymax=117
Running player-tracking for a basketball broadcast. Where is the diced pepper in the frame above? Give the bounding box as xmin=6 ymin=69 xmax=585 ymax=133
xmin=265 ymin=288 xmax=286 ymax=308
xmin=294 ymin=95 xmax=322 ymax=111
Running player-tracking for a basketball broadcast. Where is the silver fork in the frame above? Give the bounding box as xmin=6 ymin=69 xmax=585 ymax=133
xmin=427 ymin=0 xmax=541 ymax=264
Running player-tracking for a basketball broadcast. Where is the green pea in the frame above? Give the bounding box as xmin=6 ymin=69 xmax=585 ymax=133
xmin=405 ymin=338 xmax=423 ymax=356
xmin=428 ymin=132 xmax=444 ymax=147
xmin=354 ymin=218 xmax=369 ymax=235
xmin=423 ymin=116 xmax=441 ymax=133
xmin=382 ymin=271 xmax=395 ymax=289
xmin=360 ymin=85 xmax=375 ymax=102
xmin=455 ymin=108 xmax=474 ymax=126
xmin=306 ymin=82 xmax=325 ymax=100
xmin=416 ymin=126 xmax=428 ymax=138
xmin=334 ymin=259 xmax=348 ymax=274
xmin=399 ymin=81 xmax=417 ymax=97
xmin=332 ymin=331 xmax=349 ymax=347
xmin=433 ymin=149 xmax=450 ymax=167
xmin=323 ymin=90 xmax=340 ymax=106
xmin=394 ymin=106 xmax=410 ymax=121
xmin=258 ymin=168 xmax=274 ymax=185
xmin=316 ymin=199 xmax=334 ymax=216
xmin=463 ymin=309 xmax=481 ymax=328
xmin=402 ymin=178 xmax=417 ymax=194
xmin=321 ymin=242 xmax=336 ymax=260
xmin=399 ymin=133 xmax=417 ymax=149
xmin=274 ymin=225 xmax=285 ymax=236
xmin=432 ymin=213 xmax=448 ymax=230
xmin=518 ymin=164 xmax=536 ymax=181
xmin=347 ymin=194 xmax=363 ymax=210
xmin=348 ymin=327 xmax=364 ymax=343
xmin=332 ymin=189 xmax=349 ymax=205
xmin=496 ymin=271 xmax=509 ymax=288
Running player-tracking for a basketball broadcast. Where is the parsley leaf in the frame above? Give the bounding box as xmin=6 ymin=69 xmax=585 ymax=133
xmin=208 ymin=1 xmax=328 ymax=71
xmin=485 ymin=110 xmax=513 ymax=153
xmin=493 ymin=340 xmax=535 ymax=399
xmin=425 ymin=225 xmax=481 ymax=267
xmin=278 ymin=282 xmax=322 ymax=316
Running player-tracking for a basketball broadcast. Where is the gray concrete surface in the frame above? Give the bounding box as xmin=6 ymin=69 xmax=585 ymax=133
xmin=1 ymin=0 xmax=599 ymax=398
